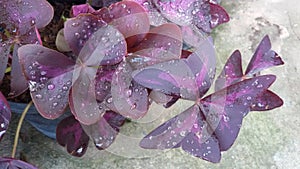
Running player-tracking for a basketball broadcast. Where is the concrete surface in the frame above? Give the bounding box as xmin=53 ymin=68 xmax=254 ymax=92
xmin=1 ymin=0 xmax=299 ymax=168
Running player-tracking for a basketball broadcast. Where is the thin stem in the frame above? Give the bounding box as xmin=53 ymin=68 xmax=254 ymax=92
xmin=11 ymin=101 xmax=33 ymax=158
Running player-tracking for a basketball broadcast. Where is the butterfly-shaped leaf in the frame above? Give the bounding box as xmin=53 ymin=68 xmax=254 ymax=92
xmin=56 ymin=115 xmax=90 ymax=157
xmin=245 ymin=35 xmax=284 ymax=76
xmin=201 ymin=75 xmax=276 ymax=151
xmin=0 ymin=92 xmax=11 ymax=141
xmin=81 ymin=111 xmax=124 ymax=150
xmin=0 ymin=157 xmax=37 ymax=169
xmin=69 ymin=24 xmax=126 ymax=124
xmin=18 ymin=45 xmax=75 ymax=119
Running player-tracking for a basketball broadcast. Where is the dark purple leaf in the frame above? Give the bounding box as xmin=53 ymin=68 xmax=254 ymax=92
xmin=250 ymin=90 xmax=283 ymax=111
xmin=0 ymin=92 xmax=11 ymax=141
xmin=81 ymin=112 xmax=120 ymax=150
xmin=180 ymin=109 xmax=221 ymax=163
xmin=94 ymin=66 xmax=116 ymax=102
xmin=215 ymin=50 xmax=243 ymax=91
xmin=245 ymin=35 xmax=284 ymax=76
xmin=209 ymin=3 xmax=230 ymax=29
xmin=130 ymin=23 xmax=182 ymax=62
xmin=64 ymin=14 xmax=107 ymax=55
xmin=201 ymin=75 xmax=276 ymax=151
xmin=103 ymin=110 xmax=126 ymax=132
xmin=0 ymin=157 xmax=37 ymax=169
xmin=56 ymin=115 xmax=89 ymax=157
xmin=185 ymin=37 xmax=216 ymax=98
xmin=0 ymin=44 xmax=11 ymax=83
xmin=111 ymin=60 xmax=149 ymax=119
xmin=149 ymin=90 xmax=173 ymax=105
xmin=71 ymin=4 xmax=96 ymax=17
xmin=96 ymin=1 xmax=150 ymax=47
xmin=140 ymin=105 xmax=199 ymax=149
xmin=132 ymin=59 xmax=198 ymax=100
xmin=18 ymin=44 xmax=75 ymax=119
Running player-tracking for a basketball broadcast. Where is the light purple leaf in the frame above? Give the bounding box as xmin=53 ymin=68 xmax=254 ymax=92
xmin=180 ymin=109 xmax=221 ymax=163
xmin=140 ymin=105 xmax=199 ymax=149
xmin=111 ymin=60 xmax=149 ymax=119
xmin=200 ymin=75 xmax=276 ymax=151
xmin=18 ymin=44 xmax=75 ymax=119
xmin=56 ymin=115 xmax=90 ymax=157
xmin=245 ymin=35 xmax=284 ymax=76
xmin=209 ymin=3 xmax=230 ymax=29
xmin=71 ymin=4 xmax=96 ymax=17
xmin=0 ymin=157 xmax=37 ymax=169
xmin=64 ymin=14 xmax=107 ymax=55
xmin=250 ymin=90 xmax=283 ymax=111
xmin=81 ymin=112 xmax=120 ymax=150
xmin=215 ymin=50 xmax=243 ymax=91
xmin=130 ymin=23 xmax=183 ymax=62
xmin=0 ymin=92 xmax=11 ymax=141
xmin=94 ymin=65 xmax=116 ymax=102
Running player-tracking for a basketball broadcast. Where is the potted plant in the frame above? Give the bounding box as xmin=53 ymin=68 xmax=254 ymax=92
xmin=0 ymin=0 xmax=284 ymax=168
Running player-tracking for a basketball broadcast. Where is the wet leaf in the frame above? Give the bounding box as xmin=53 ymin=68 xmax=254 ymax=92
xmin=56 ymin=115 xmax=90 ymax=157
xmin=130 ymin=23 xmax=183 ymax=62
xmin=71 ymin=4 xmax=96 ymax=17
xmin=18 ymin=44 xmax=75 ymax=119
xmin=111 ymin=60 xmax=149 ymax=119
xmin=140 ymin=105 xmax=199 ymax=149
xmin=0 ymin=92 xmax=11 ymax=141
xmin=0 ymin=44 xmax=11 ymax=83
xmin=81 ymin=111 xmax=121 ymax=150
xmin=250 ymin=90 xmax=283 ymax=111
xmin=209 ymin=3 xmax=230 ymax=29
xmin=201 ymin=75 xmax=276 ymax=151
xmin=64 ymin=14 xmax=107 ymax=55
xmin=215 ymin=50 xmax=243 ymax=91
xmin=245 ymin=35 xmax=284 ymax=76
xmin=0 ymin=157 xmax=37 ymax=169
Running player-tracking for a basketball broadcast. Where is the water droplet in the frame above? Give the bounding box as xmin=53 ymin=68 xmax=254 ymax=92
xmin=257 ymin=84 xmax=263 ymax=88
xmin=40 ymin=71 xmax=47 ymax=76
xmin=62 ymin=85 xmax=68 ymax=91
xmin=57 ymin=94 xmax=62 ymax=99
xmin=52 ymin=102 xmax=58 ymax=107
xmin=106 ymin=97 xmax=112 ymax=104
xmin=125 ymin=89 xmax=132 ymax=97
xmin=72 ymin=22 xmax=79 ymax=27
xmin=246 ymin=96 xmax=252 ymax=100
xmin=223 ymin=115 xmax=230 ymax=122
xmin=1 ymin=123 xmax=5 ymax=128
xmin=35 ymin=94 xmax=42 ymax=99
xmin=180 ymin=131 xmax=186 ymax=137
xmin=121 ymin=4 xmax=126 ymax=8
xmin=47 ymin=84 xmax=55 ymax=90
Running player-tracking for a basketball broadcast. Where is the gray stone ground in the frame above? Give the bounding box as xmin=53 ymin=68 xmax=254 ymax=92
xmin=1 ymin=0 xmax=299 ymax=168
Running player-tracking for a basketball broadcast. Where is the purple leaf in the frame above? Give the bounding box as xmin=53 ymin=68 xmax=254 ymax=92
xmin=180 ymin=109 xmax=221 ymax=163
xmin=130 ymin=23 xmax=183 ymax=62
xmin=103 ymin=110 xmax=126 ymax=132
xmin=0 ymin=92 xmax=11 ymax=141
xmin=250 ymin=90 xmax=283 ymax=111
xmin=94 ymin=66 xmax=116 ymax=102
xmin=215 ymin=50 xmax=243 ymax=91
xmin=71 ymin=4 xmax=96 ymax=17
xmin=132 ymin=59 xmax=198 ymax=100
xmin=0 ymin=157 xmax=37 ymax=169
xmin=64 ymin=14 xmax=107 ymax=55
xmin=96 ymin=1 xmax=150 ymax=47
xmin=209 ymin=3 xmax=230 ymax=29
xmin=185 ymin=37 xmax=216 ymax=98
xmin=201 ymin=75 xmax=276 ymax=151
xmin=0 ymin=44 xmax=11 ymax=83
xmin=81 ymin=111 xmax=121 ymax=150
xmin=18 ymin=44 xmax=75 ymax=119
xmin=140 ymin=105 xmax=199 ymax=149
xmin=56 ymin=115 xmax=90 ymax=157
xmin=111 ymin=60 xmax=149 ymax=119
xmin=245 ymin=35 xmax=284 ymax=76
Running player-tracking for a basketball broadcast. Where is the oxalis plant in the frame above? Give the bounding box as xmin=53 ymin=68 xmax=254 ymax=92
xmin=0 ymin=0 xmax=284 ymax=167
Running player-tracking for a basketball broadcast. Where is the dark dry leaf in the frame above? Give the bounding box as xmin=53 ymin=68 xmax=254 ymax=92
xmin=56 ymin=116 xmax=90 ymax=157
